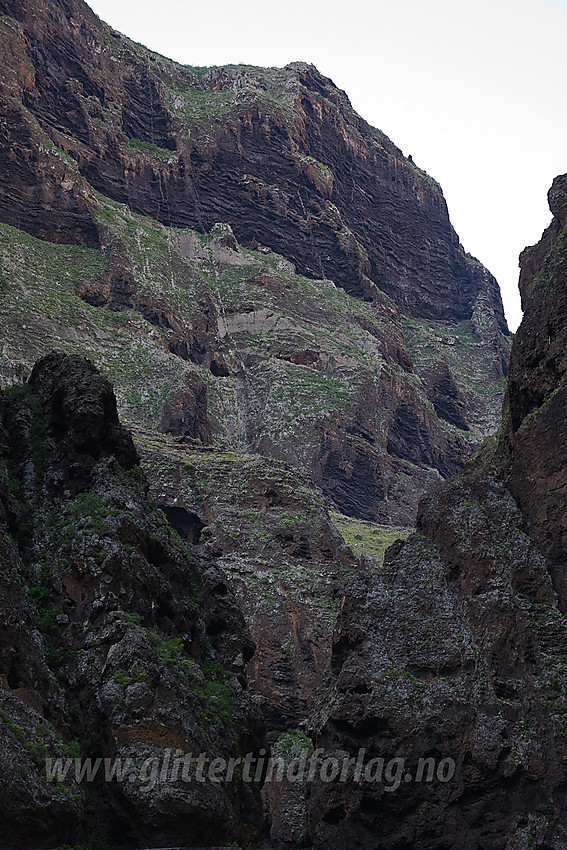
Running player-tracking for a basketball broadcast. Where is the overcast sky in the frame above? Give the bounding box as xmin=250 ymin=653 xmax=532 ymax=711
xmin=86 ymin=0 xmax=567 ymax=331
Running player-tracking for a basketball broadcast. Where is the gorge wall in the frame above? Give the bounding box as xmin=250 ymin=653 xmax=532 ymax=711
xmin=303 ymin=177 xmax=567 ymax=849
xmin=0 ymin=0 xmax=510 ymax=526
xmin=0 ymin=353 xmax=265 ymax=849
xmin=3 ymin=1 xmax=560 ymax=848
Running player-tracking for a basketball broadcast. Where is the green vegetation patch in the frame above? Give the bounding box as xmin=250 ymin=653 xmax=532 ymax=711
xmin=0 ymin=219 xmax=182 ymax=428
xmin=163 ymin=63 xmax=297 ymax=128
xmin=188 ymin=658 xmax=236 ymax=730
xmin=126 ymin=138 xmax=176 ymax=161
xmin=167 ymin=85 xmax=235 ymax=126
xmin=71 ymin=492 xmax=119 ymax=537
xmin=113 ymin=667 xmax=147 ymax=687
xmin=0 ymin=709 xmax=81 ymax=771
xmin=273 ymin=727 xmax=314 ymax=760
xmin=330 ymin=512 xmax=411 ymax=564
xmin=3 ymin=384 xmax=49 ymax=490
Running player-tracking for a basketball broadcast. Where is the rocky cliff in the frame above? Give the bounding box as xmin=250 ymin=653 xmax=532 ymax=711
xmin=0 ymin=353 xmax=265 ymax=849
xmin=303 ymin=178 xmax=567 ymax=848
xmin=0 ymin=0 xmax=510 ymax=525
xmin=504 ymin=174 xmax=567 ymax=609
xmin=0 ymin=1 xmax=545 ymax=847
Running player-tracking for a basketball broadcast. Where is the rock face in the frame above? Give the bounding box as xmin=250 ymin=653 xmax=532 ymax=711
xmin=0 ymin=353 xmax=264 ymax=849
xmin=0 ymin=1 xmax=566 ymax=847
xmin=129 ymin=427 xmax=358 ymax=845
xmin=133 ymin=429 xmax=353 ymax=738
xmin=504 ymin=174 xmax=567 ymax=608
xmin=303 ymin=179 xmax=567 ymax=848
xmin=0 ymin=0 xmax=510 ymax=524
xmin=0 ymin=0 xmax=507 ymax=327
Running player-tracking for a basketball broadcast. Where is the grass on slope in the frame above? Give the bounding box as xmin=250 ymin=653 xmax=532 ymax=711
xmin=0 ymin=220 xmax=181 ymax=427
xmin=330 ymin=511 xmax=412 ymax=565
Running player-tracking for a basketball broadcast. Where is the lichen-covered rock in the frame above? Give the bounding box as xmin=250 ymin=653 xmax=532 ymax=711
xmin=0 ymin=353 xmax=264 ymax=848
xmin=307 ymin=469 xmax=567 ymax=849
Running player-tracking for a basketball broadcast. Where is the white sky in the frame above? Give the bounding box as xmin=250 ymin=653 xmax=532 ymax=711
xmin=86 ymin=0 xmax=567 ymax=331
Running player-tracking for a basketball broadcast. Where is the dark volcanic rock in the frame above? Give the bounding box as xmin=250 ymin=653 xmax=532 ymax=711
xmin=1 ymin=3 xmax=566 ymax=846
xmin=0 ymin=0 xmax=507 ymax=330
xmin=424 ymin=359 xmax=470 ymax=430
xmin=129 ymin=425 xmax=373 ymax=846
xmin=308 ymin=464 xmax=567 ymax=848
xmin=28 ymin=352 xmax=139 ymax=492
xmin=160 ymin=371 xmax=213 ymax=442
xmin=0 ymin=353 xmax=264 ymax=849
xmin=302 ymin=178 xmax=567 ymax=849
xmin=502 ymin=175 xmax=567 ymax=607
xmin=132 ymin=427 xmax=354 ymax=742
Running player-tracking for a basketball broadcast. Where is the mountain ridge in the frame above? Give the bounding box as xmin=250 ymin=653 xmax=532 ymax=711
xmin=0 ymin=0 xmax=510 ymax=524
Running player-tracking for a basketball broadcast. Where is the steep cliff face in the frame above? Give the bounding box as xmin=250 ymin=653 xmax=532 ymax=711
xmin=0 ymin=0 xmax=507 ymax=328
xmin=503 ymin=174 xmax=567 ymax=608
xmin=2 ymin=2 xmax=566 ymax=848
xmin=304 ymin=179 xmax=567 ymax=849
xmin=130 ymin=426 xmax=354 ymax=741
xmin=0 ymin=353 xmax=264 ymax=849
xmin=0 ymin=0 xmax=509 ymax=523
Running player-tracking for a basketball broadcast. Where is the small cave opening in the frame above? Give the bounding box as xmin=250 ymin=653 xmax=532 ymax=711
xmin=156 ymin=599 xmax=176 ymax=622
xmin=339 ymin=682 xmax=372 ymax=695
xmin=331 ymin=715 xmax=393 ymax=740
xmin=331 ymin=634 xmax=361 ymax=674
xmin=160 ymin=505 xmax=204 ymax=544
xmin=264 ymin=487 xmax=283 ymax=506
xmin=7 ymin=666 xmax=20 ymax=690
xmin=50 ymin=387 xmax=68 ymax=441
xmin=210 ymin=360 xmax=230 ymax=377
xmin=323 ymin=805 xmax=346 ymax=824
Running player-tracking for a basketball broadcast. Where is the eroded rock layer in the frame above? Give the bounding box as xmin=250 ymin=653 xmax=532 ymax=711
xmin=0 ymin=0 xmax=510 ymax=523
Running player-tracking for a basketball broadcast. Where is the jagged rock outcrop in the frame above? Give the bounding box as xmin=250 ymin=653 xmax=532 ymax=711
xmin=502 ymin=174 xmax=567 ymax=608
xmin=159 ymin=371 xmax=213 ymax=442
xmin=301 ymin=178 xmax=567 ymax=848
xmin=0 ymin=0 xmax=509 ymax=524
xmin=0 ymin=353 xmax=264 ymax=849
